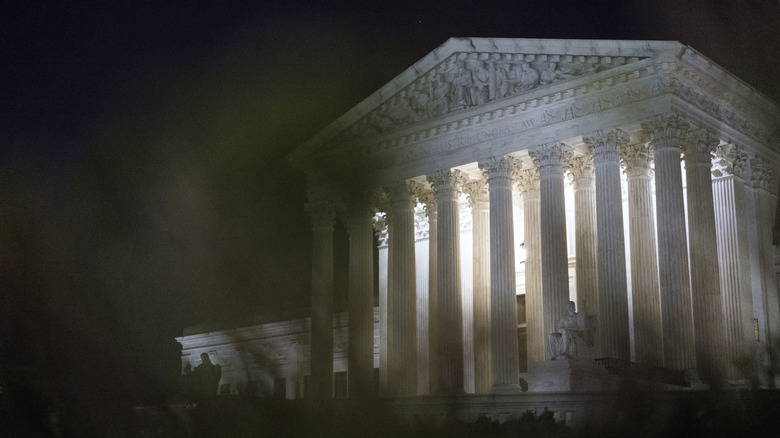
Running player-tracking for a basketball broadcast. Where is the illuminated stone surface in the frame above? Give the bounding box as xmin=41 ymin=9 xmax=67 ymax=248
xmin=180 ymin=38 xmax=780 ymax=399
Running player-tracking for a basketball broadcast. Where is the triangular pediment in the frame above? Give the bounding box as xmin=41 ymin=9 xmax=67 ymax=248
xmin=293 ymin=38 xmax=679 ymax=161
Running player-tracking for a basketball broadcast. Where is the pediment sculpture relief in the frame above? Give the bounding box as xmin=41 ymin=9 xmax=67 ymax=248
xmin=351 ymin=53 xmax=644 ymax=138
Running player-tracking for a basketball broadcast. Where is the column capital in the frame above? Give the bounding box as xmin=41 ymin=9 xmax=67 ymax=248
xmin=747 ymin=157 xmax=776 ymax=193
xmin=620 ymin=142 xmax=654 ymax=179
xmin=479 ymin=154 xmax=521 ymax=182
xmin=427 ymin=169 xmax=467 ymax=197
xmin=641 ymin=114 xmax=690 ymax=152
xmin=529 ymin=142 xmax=573 ymax=174
xmin=566 ymin=154 xmax=595 ymax=189
xmin=712 ymin=143 xmax=749 ymax=179
xmin=386 ymin=180 xmax=425 ymax=208
xmin=373 ymin=211 xmax=389 ymax=247
xmin=583 ymin=128 xmax=629 ymax=163
xmin=462 ymin=178 xmax=489 ymax=209
xmin=684 ymin=128 xmax=720 ymax=166
xmin=417 ymin=189 xmax=437 ymax=219
xmin=515 ymin=168 xmax=540 ymax=197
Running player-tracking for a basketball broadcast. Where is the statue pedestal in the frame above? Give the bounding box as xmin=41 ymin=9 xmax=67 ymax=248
xmin=526 ymin=358 xmax=611 ymax=392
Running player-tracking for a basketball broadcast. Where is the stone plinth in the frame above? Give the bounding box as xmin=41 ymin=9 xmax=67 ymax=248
xmin=527 ymin=359 xmax=610 ymax=393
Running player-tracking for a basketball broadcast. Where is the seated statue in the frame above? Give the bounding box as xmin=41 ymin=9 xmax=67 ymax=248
xmin=547 ymin=301 xmax=592 ymax=360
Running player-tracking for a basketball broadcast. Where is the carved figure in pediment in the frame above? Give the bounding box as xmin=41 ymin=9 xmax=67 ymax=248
xmin=408 ymin=83 xmax=430 ymax=122
xmin=384 ymin=96 xmax=412 ymax=123
xmin=428 ymin=73 xmax=451 ymax=118
xmin=517 ymin=62 xmax=540 ymax=92
xmin=540 ymin=62 xmax=570 ymax=85
xmin=451 ymin=61 xmax=474 ymax=109
xmin=496 ymin=66 xmax=510 ymax=98
xmin=471 ymin=61 xmax=491 ymax=105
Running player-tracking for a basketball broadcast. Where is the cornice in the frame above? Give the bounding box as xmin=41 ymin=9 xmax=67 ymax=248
xmin=290 ymin=38 xmax=677 ymax=166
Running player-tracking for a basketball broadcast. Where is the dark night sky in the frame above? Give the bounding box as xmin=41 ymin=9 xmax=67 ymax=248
xmin=1 ymin=0 xmax=779 ymax=409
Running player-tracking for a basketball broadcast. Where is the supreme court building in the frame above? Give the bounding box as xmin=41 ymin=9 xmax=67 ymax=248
xmin=178 ymin=38 xmax=780 ymax=404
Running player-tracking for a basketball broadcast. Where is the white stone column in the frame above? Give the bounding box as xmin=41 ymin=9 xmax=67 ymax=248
xmin=516 ymin=168 xmax=543 ymax=366
xmin=746 ymin=157 xmax=780 ymax=387
xmin=711 ymin=144 xmax=754 ymax=382
xmin=346 ymin=199 xmax=376 ymax=398
xmin=463 ymin=177 xmax=491 ymax=394
xmin=642 ymin=114 xmax=695 ymax=372
xmin=305 ymin=193 xmax=336 ymax=399
xmin=373 ymin=211 xmax=390 ymax=396
xmin=621 ymin=141 xmax=663 ymax=367
xmin=529 ymin=142 xmax=572 ymax=356
xmin=419 ymin=190 xmax=437 ymax=395
xmin=584 ymin=129 xmax=631 ymax=361
xmin=684 ymin=128 xmax=728 ymax=382
xmin=427 ymin=169 xmax=466 ymax=394
xmin=565 ymin=154 xmax=599 ymax=335
xmin=386 ymin=181 xmax=419 ymax=396
xmin=479 ymin=155 xmax=521 ymax=391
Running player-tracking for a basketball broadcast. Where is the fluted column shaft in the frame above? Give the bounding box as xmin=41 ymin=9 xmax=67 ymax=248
xmin=373 ymin=214 xmax=390 ymax=396
xmin=684 ymin=129 xmax=727 ymax=382
xmin=566 ymin=155 xmax=598 ymax=323
xmin=712 ymin=144 xmax=754 ymax=381
xmin=517 ymin=169 xmax=543 ymax=366
xmin=642 ymin=115 xmax=695 ymax=372
xmin=529 ymin=143 xmax=572 ymax=349
xmin=306 ymin=196 xmax=336 ymax=399
xmin=464 ymin=179 xmax=491 ymax=393
xmin=621 ymin=142 xmax=663 ymax=366
xmin=746 ymin=158 xmax=780 ymax=386
xmin=585 ymin=129 xmax=631 ymax=360
xmin=387 ymin=181 xmax=418 ymax=396
xmin=419 ymin=192 xmax=438 ymax=396
xmin=479 ymin=155 xmax=520 ymax=391
xmin=347 ymin=203 xmax=376 ymax=398
xmin=428 ymin=170 xmax=466 ymax=394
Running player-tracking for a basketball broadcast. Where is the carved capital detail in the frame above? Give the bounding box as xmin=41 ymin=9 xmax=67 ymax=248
xmin=515 ymin=168 xmax=540 ymax=196
xmin=427 ymin=169 xmax=467 ymax=198
xmin=479 ymin=154 xmax=521 ymax=183
xmin=620 ymin=142 xmax=654 ymax=178
xmin=566 ymin=154 xmax=595 ymax=189
xmin=372 ymin=211 xmax=389 ymax=247
xmin=684 ymin=128 xmax=720 ymax=166
xmin=747 ymin=157 xmax=775 ymax=192
xmin=583 ymin=128 xmax=629 ymax=163
xmin=641 ymin=114 xmax=690 ymax=152
xmin=417 ymin=189 xmax=437 ymax=219
xmin=462 ymin=178 xmax=489 ymax=208
xmin=529 ymin=142 xmax=573 ymax=174
xmin=712 ymin=143 xmax=749 ymax=179
xmin=386 ymin=180 xmax=424 ymax=210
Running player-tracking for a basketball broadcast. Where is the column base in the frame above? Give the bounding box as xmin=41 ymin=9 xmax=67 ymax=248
xmin=526 ymin=358 xmax=610 ymax=392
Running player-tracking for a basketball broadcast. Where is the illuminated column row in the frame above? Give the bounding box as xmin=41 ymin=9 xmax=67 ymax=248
xmin=479 ymin=155 xmax=521 ymax=391
xmin=346 ymin=199 xmax=376 ymax=398
xmin=684 ymin=129 xmax=727 ymax=381
xmin=642 ymin=114 xmax=696 ymax=373
xmin=463 ymin=178 xmax=491 ymax=394
xmin=621 ymin=142 xmax=663 ymax=367
xmin=711 ymin=144 xmax=754 ymax=382
xmin=516 ymin=168 xmax=543 ymax=366
xmin=428 ymin=170 xmax=466 ymax=395
xmin=387 ymin=181 xmax=419 ymax=396
xmin=529 ymin=143 xmax=572 ymax=352
xmin=585 ymin=130 xmax=631 ymax=361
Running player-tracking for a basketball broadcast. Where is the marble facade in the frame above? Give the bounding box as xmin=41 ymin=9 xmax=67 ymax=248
xmin=179 ymin=38 xmax=780 ymax=399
